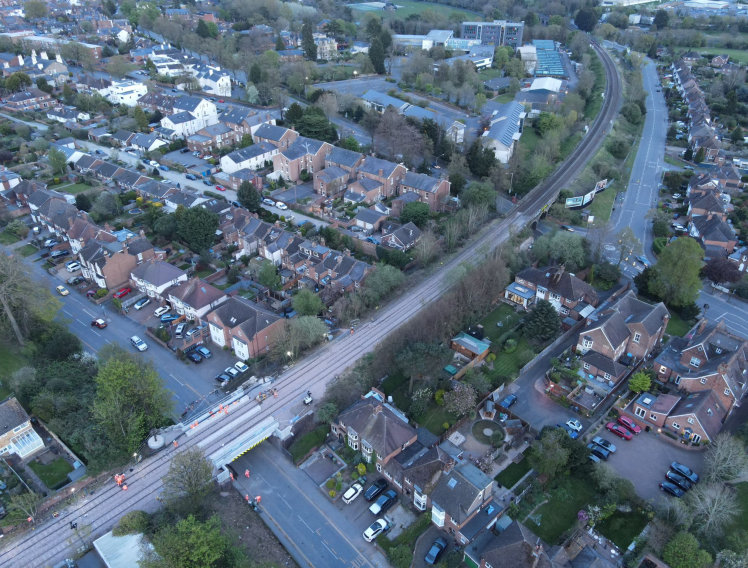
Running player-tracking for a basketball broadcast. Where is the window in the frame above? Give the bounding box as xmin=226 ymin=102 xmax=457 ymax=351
xmin=672 ymin=422 xmax=680 ymax=429
xmin=659 ymin=366 xmax=666 ymax=374
xmin=550 ymin=293 xmax=561 ymax=301
xmin=675 ymin=375 xmax=681 ymax=385
xmin=688 ymin=417 xmax=694 ymax=424
xmin=376 ymin=463 xmax=382 ymax=472
xmin=635 ymin=407 xmax=646 ymax=418
xmin=604 ymin=373 xmax=611 ymax=380
xmin=690 ymin=357 xmax=701 ymax=368
xmin=650 ymin=413 xmax=658 ymax=421
xmin=583 ymin=339 xmax=593 ymax=349
xmin=700 ymin=378 xmax=707 ymax=385
xmin=560 ymin=307 xmax=570 ymax=315
xmin=583 ymin=362 xmax=591 ymax=370
xmin=715 ymin=347 xmax=722 ymax=354
xmin=692 ymin=434 xmax=702 ymax=443
xmin=724 ymin=388 xmax=732 ymax=396
xmin=633 ymin=333 xmax=641 ymax=343
xmin=707 ymin=408 xmax=713 ymax=416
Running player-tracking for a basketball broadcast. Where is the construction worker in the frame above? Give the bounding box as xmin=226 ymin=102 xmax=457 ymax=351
xmin=173 ymin=440 xmax=178 ymax=448
xmin=245 ymin=469 xmax=250 ymax=478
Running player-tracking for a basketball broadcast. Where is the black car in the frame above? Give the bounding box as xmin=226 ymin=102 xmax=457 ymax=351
xmin=180 ymin=148 xmax=190 ymax=153
xmin=666 ymin=470 xmax=693 ymax=491
xmin=369 ymin=490 xmax=396 ymax=515
xmin=232 ymin=201 xmax=241 ymax=208
xmin=500 ymin=394 xmax=517 ymax=408
xmin=67 ymin=276 xmax=85 ymax=285
xmin=185 ymin=174 xmax=197 ymax=180
xmin=586 ymin=443 xmax=610 ymax=461
xmin=425 ymin=537 xmax=448 ymax=565
xmin=660 ymin=481 xmax=685 ymax=497
xmin=215 ymin=373 xmax=232 ymax=383
xmin=187 ymin=352 xmax=202 ymax=364
xmin=364 ymin=478 xmax=388 ymax=502
xmin=51 ymin=250 xmax=70 ymax=258
xmin=203 ymin=179 xmax=212 ymax=186
xmin=670 ymin=462 xmax=699 ymax=484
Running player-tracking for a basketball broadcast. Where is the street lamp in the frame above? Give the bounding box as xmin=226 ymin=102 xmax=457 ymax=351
xmin=507 ymin=172 xmax=515 ymax=195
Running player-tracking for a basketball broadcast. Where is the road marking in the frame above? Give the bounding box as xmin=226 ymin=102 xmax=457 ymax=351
xmin=90 ymin=330 xmax=100 ymax=337
xmin=186 ymin=383 xmax=202 ymax=397
xmin=299 ymin=516 xmax=316 ymax=534
xmin=278 ymin=495 xmax=292 ymax=509
xmin=76 ymin=319 xmax=86 ymax=325
xmin=170 ymin=373 xmax=185 ymax=387
xmin=321 ymin=540 xmax=337 ymax=559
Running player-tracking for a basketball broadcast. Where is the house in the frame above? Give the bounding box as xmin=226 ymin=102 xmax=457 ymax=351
xmin=186 ymin=123 xmax=234 ymax=154
xmin=110 ymin=129 xmax=135 ymax=148
xmin=130 ymin=259 xmax=188 ymax=301
xmin=0 ymin=179 xmax=44 ymax=208
xmin=0 ymin=396 xmax=45 ymax=459
xmin=361 ymin=90 xmax=410 ymax=114
xmin=104 ymin=80 xmax=148 ymax=106
xmin=403 ymin=105 xmax=465 ymax=144
xmin=728 ymin=246 xmax=748 ymax=274
xmin=355 ymin=157 xmax=407 ymax=200
xmin=87 ymin=126 xmax=110 ymax=143
xmin=472 ymin=521 xmax=554 ymax=568
xmin=161 ymin=109 xmax=219 ymax=138
xmin=78 ymin=235 xmax=155 ymax=290
xmin=137 ymin=92 xmax=177 ymax=114
xmin=314 ymin=166 xmax=350 ymax=197
xmin=3 ymin=87 xmax=55 ymax=111
xmin=253 ymin=123 xmax=298 ymax=150
xmin=92 ymin=162 xmax=125 ymax=182
xmin=113 ymin=169 xmax=149 ymax=192
xmin=163 ymin=190 xmax=207 ymax=212
xmin=67 ymin=217 xmax=117 ymax=254
xmin=687 ymin=192 xmax=727 ymax=221
xmin=136 ymin=180 xmax=178 ymax=201
xmin=166 ymin=277 xmax=227 ymax=321
xmin=46 ymin=106 xmax=90 ymax=124
xmin=711 ymin=54 xmax=729 ymax=67
xmin=131 ymin=133 xmax=167 ymax=153
xmin=688 ymin=216 xmax=737 ymax=253
xmin=273 ymin=136 xmax=333 ymax=182
xmin=227 ymin=168 xmax=263 ymax=192
xmin=482 ymin=101 xmax=526 ymax=163
xmin=507 ymin=266 xmax=598 ymax=320
xmin=396 ymin=172 xmax=450 ymax=213
xmin=681 ymin=51 xmax=702 ymax=64
xmin=380 ymin=221 xmax=421 ymax=251
xmin=206 ymin=296 xmax=285 ymax=360
xmin=653 ymin=319 xmax=748 ymax=421
xmin=353 ymin=208 xmax=388 ymax=232
xmin=220 ymin=143 xmax=277 ymax=174
xmin=313 ymin=33 xmax=337 ymax=60
xmin=220 ymin=107 xmax=276 ymax=141
xmin=324 ymin=147 xmax=364 ymax=177
xmin=35 ymin=198 xmax=80 ymax=238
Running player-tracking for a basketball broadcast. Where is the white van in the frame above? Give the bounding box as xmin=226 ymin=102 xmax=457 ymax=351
xmin=175 ymin=323 xmax=187 ymax=339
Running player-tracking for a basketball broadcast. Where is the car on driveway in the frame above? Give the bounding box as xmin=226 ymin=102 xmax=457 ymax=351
xmin=202 ymin=179 xmax=212 ymax=186
xmin=670 ymin=462 xmax=699 ymax=484
xmin=263 ymin=198 xmax=275 ymax=206
xmin=587 ymin=443 xmax=610 ymax=461
xmin=363 ymin=519 xmax=390 ymax=542
xmin=187 ymin=352 xmax=203 ymax=364
xmin=666 ymin=470 xmax=693 ymax=491
xmin=55 ymin=285 xmax=69 ymax=296
xmin=364 ymin=478 xmax=388 ymax=501
xmin=149 ymin=160 xmax=159 ymax=167
xmin=67 ymin=276 xmax=86 ymax=285
xmin=617 ymin=416 xmax=641 ymax=434
xmin=224 ymin=367 xmax=239 ymax=379
xmin=154 ymin=306 xmax=169 ymax=317
xmin=44 ymin=238 xmax=58 ymax=248
xmin=592 ymin=436 xmax=617 ymax=453
xmin=197 ymin=346 xmax=212 ymax=359
xmin=185 ymin=174 xmax=197 ymax=180
xmin=425 ymin=537 xmax=448 ymax=565
xmin=51 ymin=250 xmax=70 ymax=259
xmin=134 ymin=298 xmax=151 ymax=310
xmin=500 ymin=394 xmax=517 ymax=408
xmin=276 ymin=201 xmax=288 ymax=210
xmin=215 ymin=372 xmax=232 ymax=384
xmin=606 ymin=422 xmax=633 ymax=440
xmin=566 ymin=419 xmax=583 ymax=432
xmin=91 ymin=319 xmax=107 ymax=329
xmin=215 ymin=185 xmax=226 ymax=191
xmin=130 ymin=336 xmax=147 ymax=351
xmin=161 ymin=313 xmax=180 ymax=323
xmin=557 ymin=423 xmax=579 ymax=439
xmin=113 ymin=287 xmax=131 ymax=298
xmin=65 ymin=261 xmax=81 ymax=272
xmin=235 ymin=361 xmax=249 ymax=373
xmin=369 ymin=490 xmax=396 ymax=515
xmin=342 ymin=483 xmax=363 ymax=504
xmin=660 ymin=480 xmax=685 ymax=497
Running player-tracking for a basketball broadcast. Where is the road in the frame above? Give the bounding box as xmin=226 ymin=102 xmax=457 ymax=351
xmin=0 ymin=39 xmax=621 ymax=567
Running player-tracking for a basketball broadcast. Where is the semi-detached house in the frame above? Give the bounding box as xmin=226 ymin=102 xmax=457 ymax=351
xmin=206 ymin=296 xmax=284 ymax=360
xmin=273 ymin=136 xmax=332 ymax=182
xmin=505 ymin=266 xmax=599 ymax=320
xmin=166 ymin=277 xmax=227 ymax=321
xmin=220 ymin=142 xmax=277 ymax=174
xmin=0 ymin=397 xmax=45 ymax=459
xmin=77 ymin=235 xmax=155 ymax=290
xmin=253 ymin=123 xmax=298 ymax=150
xmin=130 ymin=259 xmax=188 ymax=301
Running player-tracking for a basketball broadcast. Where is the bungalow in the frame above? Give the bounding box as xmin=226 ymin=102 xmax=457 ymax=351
xmin=273 ymin=136 xmax=333 ymax=183
xmin=110 ymin=129 xmax=135 ymax=148
xmin=0 ymin=396 xmax=45 ymax=459
xmin=220 ymin=143 xmax=277 ymax=174
xmin=206 ymin=296 xmax=285 ymax=360
xmin=130 ymin=259 xmax=188 ymax=301
xmin=131 ymin=133 xmax=167 ymax=153
xmin=166 ymin=277 xmax=227 ymax=321
xmin=47 ymin=106 xmax=90 ymax=124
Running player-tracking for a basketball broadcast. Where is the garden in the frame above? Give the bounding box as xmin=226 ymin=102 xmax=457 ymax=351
xmin=28 ymin=457 xmax=73 ymax=489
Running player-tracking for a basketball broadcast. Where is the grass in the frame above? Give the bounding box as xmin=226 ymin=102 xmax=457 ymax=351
xmin=388 ymin=378 xmax=456 ymax=436
xmin=237 ymin=289 xmax=256 ymax=300
xmin=527 ymin=477 xmax=597 ymax=544
xmin=378 ymin=513 xmax=431 ymax=554
xmin=480 ymin=304 xmax=521 ymax=343
xmin=0 ymin=231 xmax=20 ymax=245
xmin=560 ymin=132 xmax=583 ymax=160
xmin=54 ymin=182 xmax=91 ymax=195
xmin=588 ymin=185 xmax=617 ymax=222
xmin=0 ymin=342 xmax=27 ymax=399
xmin=674 ymin=46 xmax=748 ymax=64
xmin=720 ymin=482 xmax=748 ymax=550
xmin=495 ymin=447 xmax=533 ymax=489
xmin=381 ymin=372 xmax=408 ymax=396
xmin=178 ymin=263 xmax=191 ymax=270
xmin=28 ymin=458 xmax=74 ymax=488
xmin=491 ymin=337 xmax=535 ymax=378
xmin=666 ymin=312 xmax=694 ymax=337
xmin=478 ymin=68 xmax=505 ymax=81
xmin=288 ymin=425 xmax=329 ymax=464
xmin=352 ymin=0 xmax=471 ymax=20
xmin=596 ymin=510 xmax=650 ymax=550
xmin=518 ymin=127 xmax=541 ymax=155
xmin=493 ymin=92 xmax=515 ymax=104
xmin=472 ymin=420 xmax=503 ymax=446
xmin=17 ymin=244 xmax=38 ymax=257
xmin=195 ymin=269 xmax=215 ymax=279
xmin=664 ymin=156 xmax=684 ymax=167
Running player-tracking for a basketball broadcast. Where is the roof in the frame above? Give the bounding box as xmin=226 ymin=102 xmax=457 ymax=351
xmin=692 ymin=215 xmax=736 ymax=244
xmin=325 ymin=146 xmax=363 ymax=168
xmin=580 ymin=352 xmax=627 ymax=378
xmin=635 ymin=392 xmax=680 ymax=415
xmin=225 ymin=142 xmax=275 ymax=163
xmin=93 ymin=531 xmax=152 ymax=568
xmin=131 ymin=260 xmax=185 ymax=286
xmin=430 ymin=461 xmax=493 ymax=525
xmin=281 ymin=136 xmax=327 ymax=161
xmin=479 ymin=521 xmax=553 ymax=568
xmin=167 ymin=278 xmax=225 ymax=309
xmin=452 ymin=332 xmax=490 ymax=357
xmin=516 ymin=266 xmax=598 ymax=304
xmin=172 ymin=95 xmax=207 ymax=113
xmin=354 ymin=208 xmax=387 ymax=224
xmin=402 ymin=171 xmax=442 ymax=193
xmin=337 ymin=397 xmax=416 ymax=457
xmin=359 ymin=156 xmax=400 ymax=178
xmin=690 ymin=192 xmax=726 ymax=214
xmin=254 ymin=123 xmax=291 ymax=142
xmin=208 ymin=296 xmax=281 ymax=338
xmin=361 ymin=89 xmax=409 ymax=110
xmin=0 ymin=397 xmax=30 ymax=434
xmin=669 ymin=390 xmax=726 ymax=441
xmin=585 ymin=290 xmax=669 ymax=351
xmin=484 ymin=101 xmax=525 ymax=148
xmin=220 ymin=106 xmax=255 ymax=125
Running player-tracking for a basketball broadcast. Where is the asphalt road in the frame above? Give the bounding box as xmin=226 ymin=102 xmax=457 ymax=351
xmin=0 ymin=39 xmax=621 ymax=567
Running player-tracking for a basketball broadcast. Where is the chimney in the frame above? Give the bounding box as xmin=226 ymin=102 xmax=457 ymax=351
xmin=443 ymin=458 xmax=455 ymax=474
xmin=343 ymin=248 xmax=351 ymax=257
xmin=553 ymin=265 xmax=564 ymax=284
xmin=40 ymin=51 xmax=48 ymax=60
xmin=139 ymin=229 xmax=146 ymax=238
xmin=378 ymin=169 xmax=383 ymax=176
xmin=697 ymin=319 xmax=708 ymax=335
xmin=373 ymin=404 xmax=383 ymax=415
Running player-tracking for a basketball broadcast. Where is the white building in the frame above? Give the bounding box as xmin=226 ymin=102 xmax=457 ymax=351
xmin=191 ymin=64 xmax=232 ymax=98
xmin=220 ymin=142 xmax=278 ymax=174
xmin=105 ymin=80 xmax=148 ymax=106
xmin=481 ymin=101 xmax=526 ymax=163
xmin=160 ymin=95 xmax=219 ymax=137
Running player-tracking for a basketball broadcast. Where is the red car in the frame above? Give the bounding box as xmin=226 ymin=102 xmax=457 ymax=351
xmin=113 ymin=287 xmax=132 ymax=298
xmin=605 ymin=422 xmax=633 ymax=440
xmin=91 ymin=318 xmax=107 ymax=329
xmin=218 ymin=99 xmax=225 ymax=103
xmin=617 ymin=415 xmax=641 ymax=434
xmin=215 ymin=185 xmax=226 ymax=191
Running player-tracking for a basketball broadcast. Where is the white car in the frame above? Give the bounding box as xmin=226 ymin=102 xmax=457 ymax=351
xmin=363 ymin=519 xmax=390 ymax=542
xmin=565 ymin=419 xmax=583 ymax=433
xmin=149 ymin=160 xmax=159 ymax=167
xmin=342 ymin=483 xmax=363 ymax=505
xmin=263 ymin=198 xmax=275 ymax=206
xmin=276 ymin=202 xmax=288 ymax=210
xmin=235 ymin=361 xmax=249 ymax=373
xmin=130 ymin=336 xmax=147 ymax=352
xmin=673 ymin=193 xmax=682 ymax=199
xmin=672 ymin=223 xmax=685 ymax=231
xmin=154 ymin=306 xmax=170 ymax=317
xmin=224 ymin=367 xmax=240 ymax=379
xmin=66 ymin=261 xmax=81 ymax=272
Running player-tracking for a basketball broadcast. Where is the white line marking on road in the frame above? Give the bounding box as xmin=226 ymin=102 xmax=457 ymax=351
xmin=77 ymin=319 xmax=86 ymax=325
xmin=91 ymin=329 xmax=100 ymax=337
xmin=170 ymin=373 xmax=185 ymax=386
xmin=278 ymin=495 xmax=292 ymax=509
xmin=299 ymin=516 xmax=316 ymax=534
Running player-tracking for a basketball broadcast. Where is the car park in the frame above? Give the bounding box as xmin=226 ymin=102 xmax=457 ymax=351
xmin=263 ymin=198 xmax=275 ymax=206
xmin=276 ymin=202 xmax=288 ymax=210
xmin=342 ymin=483 xmax=363 ymax=504
xmin=224 ymin=367 xmax=240 ymax=379
xmin=606 ymin=422 xmax=633 ymax=440
xmin=185 ymin=174 xmax=197 ymax=180
xmin=114 ymin=287 xmax=132 ymax=298
xmin=91 ymin=319 xmax=107 ymax=329
xmin=363 ymin=519 xmax=390 ymax=542
xmin=670 ymin=462 xmax=699 ymax=484
xmin=235 ymin=361 xmax=249 ymax=373
xmin=566 ymin=419 xmax=583 ymax=432
xmin=154 ymin=306 xmax=170 ymax=317
xmin=55 ymin=285 xmax=69 ymax=296
xmin=425 ymin=537 xmax=448 ymax=565
xmin=617 ymin=416 xmax=641 ymax=434
xmin=197 ymin=346 xmax=212 ymax=358
xmin=161 ymin=314 xmax=180 ymax=323
xmin=215 ymin=372 xmax=232 ymax=384
xmin=665 ymin=470 xmax=693 ymax=491
xmin=660 ymin=481 xmax=685 ymax=497
xmin=364 ymin=479 xmax=388 ymax=501
xmin=587 ymin=443 xmax=610 ymax=461
xmin=592 ymin=437 xmax=617 ymax=453
xmin=130 ymin=336 xmax=147 ymax=351
xmin=187 ymin=352 xmax=203 ymax=364
xmin=500 ymin=394 xmax=517 ymax=408
xmin=134 ymin=298 xmax=151 ymax=310
xmin=67 ymin=276 xmax=85 ymax=285
xmin=369 ymin=490 xmax=396 ymax=515
xmin=66 ymin=261 xmax=81 ymax=272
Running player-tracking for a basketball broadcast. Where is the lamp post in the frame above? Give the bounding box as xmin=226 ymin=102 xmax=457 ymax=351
xmin=507 ymin=172 xmax=514 ymax=195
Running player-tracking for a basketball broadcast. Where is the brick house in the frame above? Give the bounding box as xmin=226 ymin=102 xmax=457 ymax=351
xmin=0 ymin=397 xmax=45 ymax=459
xmin=77 ymin=235 xmax=155 ymax=290
xmin=396 ymin=171 xmax=450 ymax=213
xmin=273 ymin=137 xmax=332 ymax=183
xmin=67 ymin=216 xmax=117 ymax=254
xmin=227 ymin=168 xmax=263 ymax=192
xmin=0 ymin=179 xmax=45 ymax=208
xmin=653 ymin=320 xmax=748 ymax=420
xmin=186 ymin=123 xmax=235 ymax=154
xmin=380 ymin=221 xmax=421 ymax=251
xmin=475 ymin=522 xmax=555 ymax=568
xmin=2 ymin=87 xmax=55 ymax=111
xmin=252 ymin=123 xmax=298 ymax=150
xmin=505 ymin=266 xmax=599 ymax=320
xmin=687 ymin=192 xmax=727 ymax=221
xmin=314 ymin=166 xmax=350 ymax=197
xmin=688 ymin=216 xmax=737 ymax=253
xmin=324 ymin=147 xmax=364 ymax=177
xmin=355 ymin=157 xmax=407 ymax=199
xmin=166 ymin=277 xmax=227 ymax=321
xmin=220 ymin=106 xmax=276 ymax=141
xmin=206 ymin=296 xmax=284 ymax=360
xmin=353 ymin=208 xmax=389 ymax=232
xmin=130 ymin=259 xmax=188 ymax=301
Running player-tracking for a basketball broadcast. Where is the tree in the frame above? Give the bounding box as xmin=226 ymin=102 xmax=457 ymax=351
xmin=702 ymin=258 xmax=742 ymax=285
xmin=237 ymin=180 xmax=261 ymax=212
xmin=275 ymin=316 xmax=328 ymax=359
xmin=141 ymin=515 xmax=230 ymax=568
xmin=285 ymin=102 xmax=304 ymax=127
xmin=628 ymin=372 xmax=651 ymax=393
xmin=396 ymin=342 xmax=453 ymax=393
xmin=48 ymin=147 xmax=68 ymax=175
xmin=687 ymin=483 xmax=741 ymax=537
xmin=703 ymin=434 xmax=748 ymax=484
xmin=178 ymin=207 xmax=219 ymax=252
xmin=276 ymin=36 xmax=286 ymax=51
xmin=258 ymin=260 xmax=280 ymax=290
xmin=615 ymin=227 xmax=641 ymax=267
xmin=524 ymin=11 xmax=539 ymax=27
xmin=684 ymin=147 xmax=694 ymax=161
xmin=61 ymin=42 xmax=95 ymax=70
xmin=649 ymin=237 xmax=703 ymax=306
xmin=106 ymin=56 xmax=135 ymax=78
xmin=694 ymin=147 xmax=705 ymax=163
xmin=90 ymin=192 xmax=120 ymax=223
xmin=113 ymin=511 xmax=150 ymax=536
xmin=301 ymin=21 xmax=317 ymax=61
xmin=443 ymin=383 xmax=477 ymax=417
xmin=35 ymin=76 xmax=52 ymax=94
xmin=654 ymin=9 xmax=669 ymax=29
xmin=369 ymin=37 xmax=386 ymax=75
xmin=7 ymin=491 xmax=41 ymax=524
xmin=196 ymin=19 xmax=211 ymax=39
xmin=132 ymin=106 xmax=149 ymax=132
xmin=529 ymin=429 xmax=570 ymax=480
xmin=732 ymin=126 xmax=744 ymax=144
xmin=400 ymin=202 xmax=430 ymax=228
xmin=23 ymin=0 xmax=48 ymax=19
xmin=315 ymin=402 xmax=339 ymax=424
xmin=154 ymin=214 xmax=178 ymax=241
xmin=249 ymin=63 xmax=262 ymax=86
xmin=461 ymin=181 xmax=495 ymax=208
xmin=523 ymin=299 xmax=560 ymax=341
xmin=663 ymin=532 xmax=713 ymax=568
xmin=341 ymin=136 xmax=360 ymax=152
xmin=161 ymin=447 xmax=213 ymax=503
xmin=292 ymin=289 xmax=324 ymax=316
xmin=575 ymin=8 xmax=598 ymax=32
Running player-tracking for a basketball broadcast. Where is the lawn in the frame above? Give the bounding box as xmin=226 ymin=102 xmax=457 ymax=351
xmin=479 ymin=303 xmax=521 ymax=343
xmin=353 ymin=0 xmax=471 ymax=20
xmin=493 ymin=92 xmax=515 ymax=104
xmin=666 ymin=312 xmax=694 ymax=337
xmin=17 ymin=244 xmax=38 ymax=257
xmin=495 ymin=448 xmax=533 ymax=489
xmin=28 ymin=458 xmax=74 ymax=488
xmin=0 ymin=342 xmax=27 ymax=399
xmin=478 ymin=68 xmax=505 ymax=81
xmin=674 ymin=46 xmax=748 ymax=64
xmin=527 ymin=477 xmax=597 ymax=544
xmin=288 ymin=425 xmax=329 ymax=464
xmin=237 ymin=289 xmax=256 ymax=300
xmin=491 ymin=337 xmax=535 ymax=379
xmin=0 ymin=231 xmax=20 ymax=245
xmin=54 ymin=183 xmax=91 ymax=195
xmin=195 ymin=269 xmax=215 ymax=279
xmin=596 ymin=510 xmax=650 ymax=550
xmin=721 ymin=482 xmax=748 ymax=550
xmin=588 ymin=184 xmax=617 ymax=223
xmin=518 ymin=127 xmax=541 ymax=155
xmin=664 ymin=156 xmax=684 ymax=167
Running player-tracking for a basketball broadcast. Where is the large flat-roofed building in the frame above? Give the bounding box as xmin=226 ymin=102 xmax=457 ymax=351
xmin=460 ymin=20 xmax=524 ymax=48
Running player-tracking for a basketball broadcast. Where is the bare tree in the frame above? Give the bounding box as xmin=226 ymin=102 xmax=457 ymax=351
xmin=686 ymin=483 xmax=740 ymax=537
xmin=443 ymin=219 xmax=463 ymax=252
xmin=466 ymin=203 xmax=489 ymax=235
xmin=704 ymin=434 xmax=748 ymax=484
xmin=162 ymin=447 xmax=213 ymax=502
xmin=7 ymin=491 xmax=41 ymax=523
xmin=316 ymin=92 xmax=339 ymax=119
xmin=413 ymin=230 xmax=440 ymax=266
xmin=724 ymin=69 xmax=747 ymax=92
xmin=0 ymin=254 xmax=47 ymax=346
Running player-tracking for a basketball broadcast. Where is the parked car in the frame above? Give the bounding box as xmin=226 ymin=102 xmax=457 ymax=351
xmin=91 ymin=319 xmax=107 ymax=329
xmin=197 ymin=346 xmax=212 ymax=359
xmin=365 ymin=236 xmax=379 ymax=244
xmin=342 ymin=483 xmax=363 ymax=504
xmin=369 ymin=490 xmax=396 ymax=515
xmin=142 ymin=158 xmax=150 ymax=164
xmin=364 ymin=479 xmax=388 ymax=501
xmin=65 ymin=260 xmax=78 ymax=269
xmin=134 ymin=298 xmax=151 ymax=310
xmin=263 ymin=198 xmax=275 ymax=206
xmin=425 ymin=537 xmax=448 ymax=565
xmin=591 ymin=437 xmax=617 ymax=453
xmin=617 ymin=415 xmax=641 ymax=434
xmin=363 ymin=519 xmax=390 ymax=542
xmin=565 ymin=419 xmax=583 ymax=433
xmin=557 ymin=423 xmax=579 ymax=439
xmin=660 ymin=481 xmax=686 ymax=497
xmin=192 ymin=151 xmax=201 ymax=157
xmin=113 ymin=287 xmax=132 ymax=298
xmin=215 ymin=185 xmax=226 ymax=191
xmin=175 ymin=322 xmax=187 ymax=338
xmin=130 ymin=336 xmax=147 ymax=351
xmin=672 ymin=223 xmax=686 ymax=231
xmin=187 ymin=352 xmax=203 ymax=364
xmin=232 ymin=200 xmax=241 ymax=208
xmin=215 ymin=372 xmax=232 ymax=384
xmin=185 ymin=174 xmax=197 ymax=180
xmin=67 ymin=276 xmax=85 ymax=285
xmin=666 ymin=470 xmax=693 ymax=491
xmin=186 ymin=327 xmax=201 ymax=339
xmin=605 ymin=422 xmax=633 ymax=440
xmin=560 ymin=225 xmax=574 ymax=232
xmin=55 ymin=285 xmax=69 ymax=296
xmin=218 ymin=99 xmax=225 ymax=103
xmin=587 ymin=443 xmax=610 ymax=461
xmin=161 ymin=314 xmax=180 ymax=323
xmin=670 ymin=462 xmax=699 ymax=484
xmin=51 ymin=250 xmax=70 ymax=259
xmin=276 ymin=201 xmax=288 ymax=210
xmin=66 ymin=262 xmax=81 ymax=272
xmin=589 ymin=453 xmax=601 ymax=464
xmin=224 ymin=367 xmax=240 ymax=379
xmin=351 ymin=226 xmax=363 ymax=232
xmin=500 ymin=394 xmax=517 ymax=408
xmin=154 ymin=306 xmax=169 ymax=317
xmin=149 ymin=160 xmax=159 ymax=167
xmin=160 ymin=165 xmax=170 ymax=172
xmin=203 ymin=179 xmax=212 ymax=186
xmin=180 ymin=148 xmax=190 ymax=153
xmin=44 ymin=239 xmax=58 ymax=248
xmin=235 ymin=361 xmax=249 ymax=373
xmin=673 ymin=193 xmax=682 ymax=199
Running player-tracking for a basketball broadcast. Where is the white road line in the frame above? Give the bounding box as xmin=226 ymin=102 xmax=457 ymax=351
xmin=76 ymin=319 xmax=86 ymax=325
xmin=90 ymin=329 xmax=100 ymax=337
xmin=278 ymin=495 xmax=292 ymax=509
xmin=299 ymin=516 xmax=316 ymax=534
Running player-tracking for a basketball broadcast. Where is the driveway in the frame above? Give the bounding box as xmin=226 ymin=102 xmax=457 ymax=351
xmin=412 ymin=525 xmax=453 ymax=568
xmin=598 ymin=426 xmax=705 ymax=503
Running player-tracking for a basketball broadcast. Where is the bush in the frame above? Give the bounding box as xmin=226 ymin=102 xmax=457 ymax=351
xmin=442 ymin=422 xmax=450 ymax=430
xmin=112 ymin=510 xmax=150 ymax=536
xmin=504 ymin=338 xmax=517 ymax=353
xmin=351 ymin=471 xmax=359 ymax=480
xmin=357 ymin=463 xmax=367 ymax=477
xmin=111 ymin=297 xmax=121 ymax=310
xmin=155 ymin=328 xmax=170 ymax=342
xmin=390 ymin=545 xmax=413 ymax=568
xmin=366 ymin=462 xmax=376 ymax=473
xmin=435 ymin=389 xmax=445 ymax=405
xmin=95 ymin=288 xmax=108 ymax=298
xmin=653 ymin=237 xmax=668 ymax=256
xmin=329 ymin=490 xmax=336 ymax=498
xmin=326 ymin=479 xmax=335 ymax=489
xmin=487 ymin=353 xmax=496 ymax=362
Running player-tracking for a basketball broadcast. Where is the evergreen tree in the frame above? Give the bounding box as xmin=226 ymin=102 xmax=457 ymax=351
xmin=731 ymin=126 xmax=743 ymax=143
xmin=275 ymin=36 xmax=286 ymax=51
xmin=694 ymin=146 xmax=705 ymax=163
xmin=237 ymin=180 xmax=261 ymax=212
xmin=369 ymin=37 xmax=385 ymax=75
xmin=249 ymin=63 xmax=262 ymax=86
xmin=523 ymin=299 xmax=561 ymax=341
xmin=196 ymin=19 xmax=211 ymax=39
xmin=133 ymin=106 xmax=149 ymax=131
xmin=301 ymin=21 xmax=317 ymax=61
xmin=284 ymin=102 xmax=304 ymax=126
xmin=684 ymin=146 xmax=693 ymax=161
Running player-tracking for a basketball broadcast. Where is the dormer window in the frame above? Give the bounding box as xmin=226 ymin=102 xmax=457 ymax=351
xmin=633 ymin=333 xmax=641 ymax=344
xmin=582 ymin=339 xmax=593 ymax=349
xmin=690 ymin=357 xmax=701 ymax=368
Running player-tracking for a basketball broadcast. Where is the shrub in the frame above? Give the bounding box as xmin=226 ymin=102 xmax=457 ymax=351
xmin=95 ymin=288 xmax=108 ymax=298
xmin=366 ymin=462 xmax=376 ymax=473
xmin=653 ymin=237 xmax=668 ymax=256
xmin=111 ymin=297 xmax=121 ymax=310
xmin=487 ymin=353 xmax=496 ymax=362
xmin=351 ymin=471 xmax=359 ymax=480
xmin=335 ymin=480 xmax=342 ymax=491
xmin=112 ymin=510 xmax=149 ymax=536
xmin=155 ymin=328 xmax=170 ymax=342
xmin=442 ymin=422 xmax=450 ymax=430
xmin=504 ymin=338 xmax=517 ymax=353
xmin=326 ymin=479 xmax=335 ymax=489
xmin=390 ymin=545 xmax=413 ymax=568
xmin=329 ymin=490 xmax=336 ymax=498
xmin=357 ymin=463 xmax=366 ymax=477
xmin=435 ymin=389 xmax=445 ymax=406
